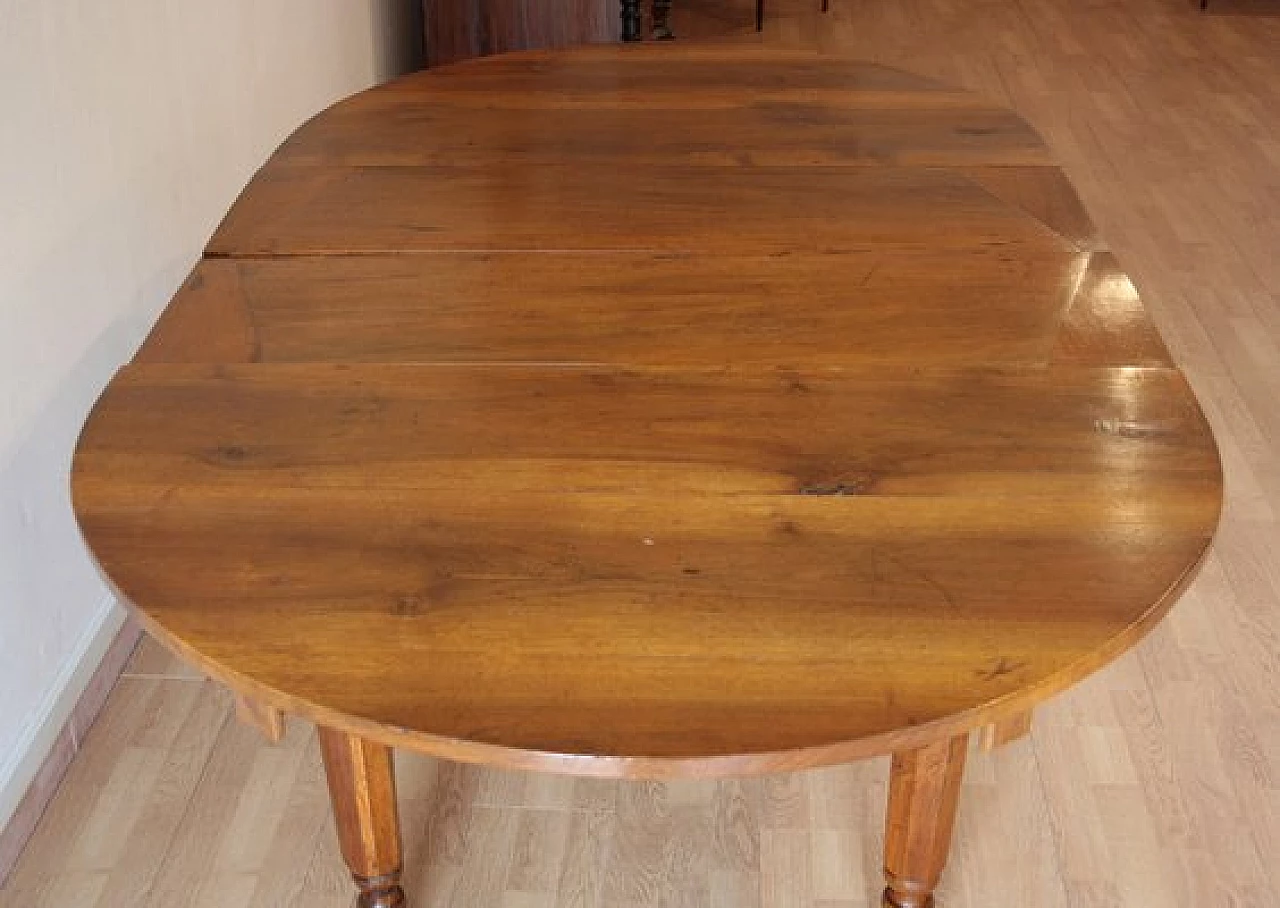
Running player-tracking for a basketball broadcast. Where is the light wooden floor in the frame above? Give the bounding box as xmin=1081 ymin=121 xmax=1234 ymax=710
xmin=4 ymin=0 xmax=1279 ymax=904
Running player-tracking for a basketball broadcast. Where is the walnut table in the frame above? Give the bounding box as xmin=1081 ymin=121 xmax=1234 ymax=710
xmin=72 ymin=44 xmax=1223 ymax=908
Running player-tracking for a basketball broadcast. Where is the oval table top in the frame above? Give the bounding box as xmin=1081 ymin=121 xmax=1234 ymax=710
xmin=72 ymin=44 xmax=1222 ymax=779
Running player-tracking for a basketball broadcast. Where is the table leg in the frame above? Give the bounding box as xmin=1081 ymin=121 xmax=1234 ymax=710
xmin=234 ymin=692 xmax=285 ymax=744
xmin=319 ymin=727 xmax=406 ymax=908
xmin=882 ymin=733 xmax=968 ymax=908
xmin=978 ymin=710 xmax=1032 ymax=752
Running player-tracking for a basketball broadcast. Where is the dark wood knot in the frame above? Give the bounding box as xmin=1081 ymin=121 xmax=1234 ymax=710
xmin=797 ymin=481 xmax=863 ymax=496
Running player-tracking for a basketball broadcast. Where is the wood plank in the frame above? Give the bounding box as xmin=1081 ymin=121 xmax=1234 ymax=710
xmin=74 ymin=364 xmax=1220 ymax=498
xmin=72 ymin=489 xmax=1215 ymax=762
xmin=272 ymin=103 xmax=1052 ymax=169
xmin=134 ymin=262 xmax=257 ymax=365
xmin=1051 ymin=251 xmax=1174 ymax=366
xmin=205 ymin=165 xmax=1072 ymax=256
xmin=956 ymin=165 xmax=1102 ymax=250
xmin=145 ymin=250 xmax=1082 ymax=367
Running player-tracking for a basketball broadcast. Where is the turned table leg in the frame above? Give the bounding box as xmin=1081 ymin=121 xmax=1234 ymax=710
xmin=319 ymin=728 xmax=406 ymax=908
xmin=882 ymin=733 xmax=968 ymax=908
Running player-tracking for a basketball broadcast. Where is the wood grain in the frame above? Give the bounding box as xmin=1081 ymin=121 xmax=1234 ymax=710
xmin=12 ymin=0 xmax=1279 ymax=904
xmin=270 ymin=98 xmax=1052 ymax=168
xmin=883 ymin=734 xmax=967 ymax=908
xmin=73 ymin=357 xmax=1219 ymax=769
xmin=142 ymin=250 xmax=1088 ymax=368
xmin=204 ymin=163 xmax=1069 ymax=256
xmin=318 ymin=728 xmax=405 ymax=907
xmin=73 ymin=43 xmax=1221 ymax=780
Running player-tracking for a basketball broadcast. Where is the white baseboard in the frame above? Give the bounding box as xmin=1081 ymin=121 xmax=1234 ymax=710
xmin=0 ymin=595 xmax=126 ymax=833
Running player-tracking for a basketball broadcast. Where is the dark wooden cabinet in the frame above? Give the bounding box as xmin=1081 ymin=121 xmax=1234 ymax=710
xmin=423 ymin=0 xmax=620 ymax=66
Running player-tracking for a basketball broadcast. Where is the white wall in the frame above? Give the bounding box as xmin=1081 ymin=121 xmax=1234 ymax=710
xmin=0 ymin=0 xmax=422 ymax=831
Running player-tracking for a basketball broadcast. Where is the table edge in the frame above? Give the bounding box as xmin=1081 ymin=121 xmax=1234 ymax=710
xmin=85 ymin=524 xmax=1218 ymax=779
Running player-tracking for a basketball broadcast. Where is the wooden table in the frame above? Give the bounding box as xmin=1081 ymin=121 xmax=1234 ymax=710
xmin=72 ymin=44 xmax=1223 ymax=908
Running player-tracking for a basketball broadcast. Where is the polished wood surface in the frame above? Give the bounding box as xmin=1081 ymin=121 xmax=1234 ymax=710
xmin=139 ymin=249 xmax=1162 ymax=368
xmin=11 ymin=0 xmax=1276 ymax=902
xmin=73 ymin=43 xmax=1221 ymax=781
